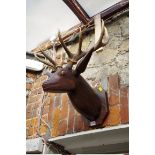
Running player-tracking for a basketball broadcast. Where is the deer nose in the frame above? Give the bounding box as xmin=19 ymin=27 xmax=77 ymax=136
xmin=42 ymin=78 xmax=58 ymax=88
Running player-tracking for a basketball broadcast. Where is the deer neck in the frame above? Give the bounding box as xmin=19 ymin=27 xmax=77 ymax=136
xmin=67 ymin=75 xmax=101 ymax=121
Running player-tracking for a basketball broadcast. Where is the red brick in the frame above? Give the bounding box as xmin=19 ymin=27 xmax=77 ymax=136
xmin=32 ymin=95 xmax=43 ymax=104
xmin=42 ymin=114 xmax=48 ymax=123
xmin=32 ymin=109 xmax=37 ymax=117
xmin=40 ymin=75 xmax=48 ymax=82
xmin=33 ymin=81 xmax=42 ymax=89
xmin=26 ymin=111 xmax=31 ymax=119
xmin=26 ymin=104 xmax=32 ymax=113
xmin=108 ymin=92 xmax=119 ymax=105
xmin=39 ymin=114 xmax=49 ymax=135
xmin=28 ymin=127 xmax=34 ymax=136
xmin=103 ymin=104 xmax=121 ymax=126
xmin=33 ymin=127 xmax=38 ymax=137
xmin=60 ymin=94 xmax=69 ymax=120
xmin=35 ymin=94 xmax=44 ymax=102
xmin=54 ymin=94 xmax=61 ymax=108
xmin=120 ymin=86 xmax=129 ymax=105
xmin=37 ymin=87 xmax=43 ymax=94
xmin=74 ymin=114 xmax=84 ymax=132
xmin=26 ymin=72 xmax=36 ymax=78
xmin=32 ymin=103 xmax=39 ymax=117
xmin=50 ymin=93 xmax=55 ymax=103
xmin=33 ymin=102 xmax=38 ymax=109
xmin=30 ymin=89 xmax=38 ymax=96
xmin=108 ymin=74 xmax=120 ymax=92
xmin=34 ymin=101 xmax=42 ymax=107
xmin=35 ymin=77 xmax=41 ymax=83
xmin=48 ymin=93 xmax=55 ymax=122
xmin=31 ymin=117 xmax=38 ymax=127
xmin=42 ymin=105 xmax=49 ymax=115
xmin=26 ymin=127 xmax=29 ymax=138
xmin=26 ymin=119 xmax=31 ymax=128
xmin=120 ymin=104 xmax=129 ymax=124
xmin=119 ymin=86 xmax=129 ymax=124
xmin=28 ymin=96 xmax=37 ymax=103
xmin=67 ymin=102 xmax=75 ymax=134
xmin=35 ymin=119 xmax=39 ymax=127
xmin=40 ymin=125 xmax=47 ymax=135
xmin=51 ymin=107 xmax=61 ymax=137
xmin=44 ymin=96 xmax=50 ymax=106
xmin=26 ymin=104 xmax=33 ymax=119
xmin=26 ymin=83 xmax=32 ymax=90
xmin=58 ymin=120 xmax=67 ymax=136
xmin=29 ymin=102 xmax=40 ymax=118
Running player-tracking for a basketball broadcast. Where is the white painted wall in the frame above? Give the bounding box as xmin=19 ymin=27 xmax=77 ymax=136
xmin=26 ymin=0 xmax=80 ymax=51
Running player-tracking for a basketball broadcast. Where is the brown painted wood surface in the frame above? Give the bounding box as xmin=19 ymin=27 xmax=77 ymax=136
xmin=42 ymin=64 xmax=108 ymax=126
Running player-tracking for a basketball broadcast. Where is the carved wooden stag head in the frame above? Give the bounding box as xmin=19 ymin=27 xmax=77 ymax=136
xmin=34 ymin=21 xmax=109 ymax=127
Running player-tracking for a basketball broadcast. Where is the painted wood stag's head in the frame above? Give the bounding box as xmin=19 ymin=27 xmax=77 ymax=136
xmin=34 ymin=21 xmax=109 ymax=127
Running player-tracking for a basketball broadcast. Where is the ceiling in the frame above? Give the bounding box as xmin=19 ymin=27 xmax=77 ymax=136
xmin=26 ymin=0 xmax=128 ymax=51
xmin=77 ymin=0 xmax=122 ymax=17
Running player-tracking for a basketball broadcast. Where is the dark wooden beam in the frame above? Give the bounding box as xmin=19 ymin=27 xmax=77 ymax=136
xmin=100 ymin=0 xmax=129 ymax=20
xmin=63 ymin=0 xmax=90 ymax=24
xmin=61 ymin=0 xmax=129 ymax=43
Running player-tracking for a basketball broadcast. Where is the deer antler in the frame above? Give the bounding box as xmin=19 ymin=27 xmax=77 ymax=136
xmin=58 ymin=19 xmax=109 ymax=66
xmin=77 ymin=27 xmax=83 ymax=55
xmin=58 ymin=31 xmax=74 ymax=59
xmin=85 ymin=20 xmax=109 ymax=53
xmin=41 ymin=51 xmax=57 ymax=66
xmin=34 ymin=53 xmax=56 ymax=70
xmin=34 ymin=19 xmax=109 ymax=70
xmin=34 ymin=42 xmax=65 ymax=71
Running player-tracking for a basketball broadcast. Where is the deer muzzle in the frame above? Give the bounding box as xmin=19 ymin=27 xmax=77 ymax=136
xmin=42 ymin=78 xmax=76 ymax=93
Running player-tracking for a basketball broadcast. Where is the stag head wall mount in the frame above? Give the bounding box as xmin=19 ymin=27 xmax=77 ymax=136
xmin=34 ymin=20 xmax=109 ymax=127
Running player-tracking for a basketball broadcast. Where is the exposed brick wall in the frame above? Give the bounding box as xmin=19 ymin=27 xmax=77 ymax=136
xmin=26 ymin=73 xmax=128 ymax=139
xmin=26 ymin=73 xmax=48 ymax=138
xmin=104 ymin=74 xmax=128 ymax=126
xmin=26 ymin=72 xmax=37 ymax=105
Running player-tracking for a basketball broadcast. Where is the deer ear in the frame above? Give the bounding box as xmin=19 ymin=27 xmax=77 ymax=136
xmin=74 ymin=51 xmax=93 ymax=76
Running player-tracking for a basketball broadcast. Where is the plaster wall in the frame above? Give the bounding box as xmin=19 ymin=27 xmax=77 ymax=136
xmin=56 ymin=13 xmax=129 ymax=86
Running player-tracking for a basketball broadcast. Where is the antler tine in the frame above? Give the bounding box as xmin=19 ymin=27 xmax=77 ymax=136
xmin=58 ymin=31 xmax=73 ymax=58
xmin=101 ymin=25 xmax=109 ymax=46
xmin=82 ymin=20 xmax=107 ymax=55
xmin=74 ymin=35 xmax=93 ymax=62
xmin=59 ymin=50 xmax=66 ymax=67
xmin=41 ymin=51 xmax=57 ymax=66
xmin=75 ymin=36 xmax=97 ymax=61
xmin=34 ymin=53 xmax=56 ymax=70
xmin=77 ymin=27 xmax=83 ymax=55
xmin=51 ymin=41 xmax=56 ymax=62
xmin=74 ymin=20 xmax=109 ymax=62
xmin=91 ymin=21 xmax=106 ymax=52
